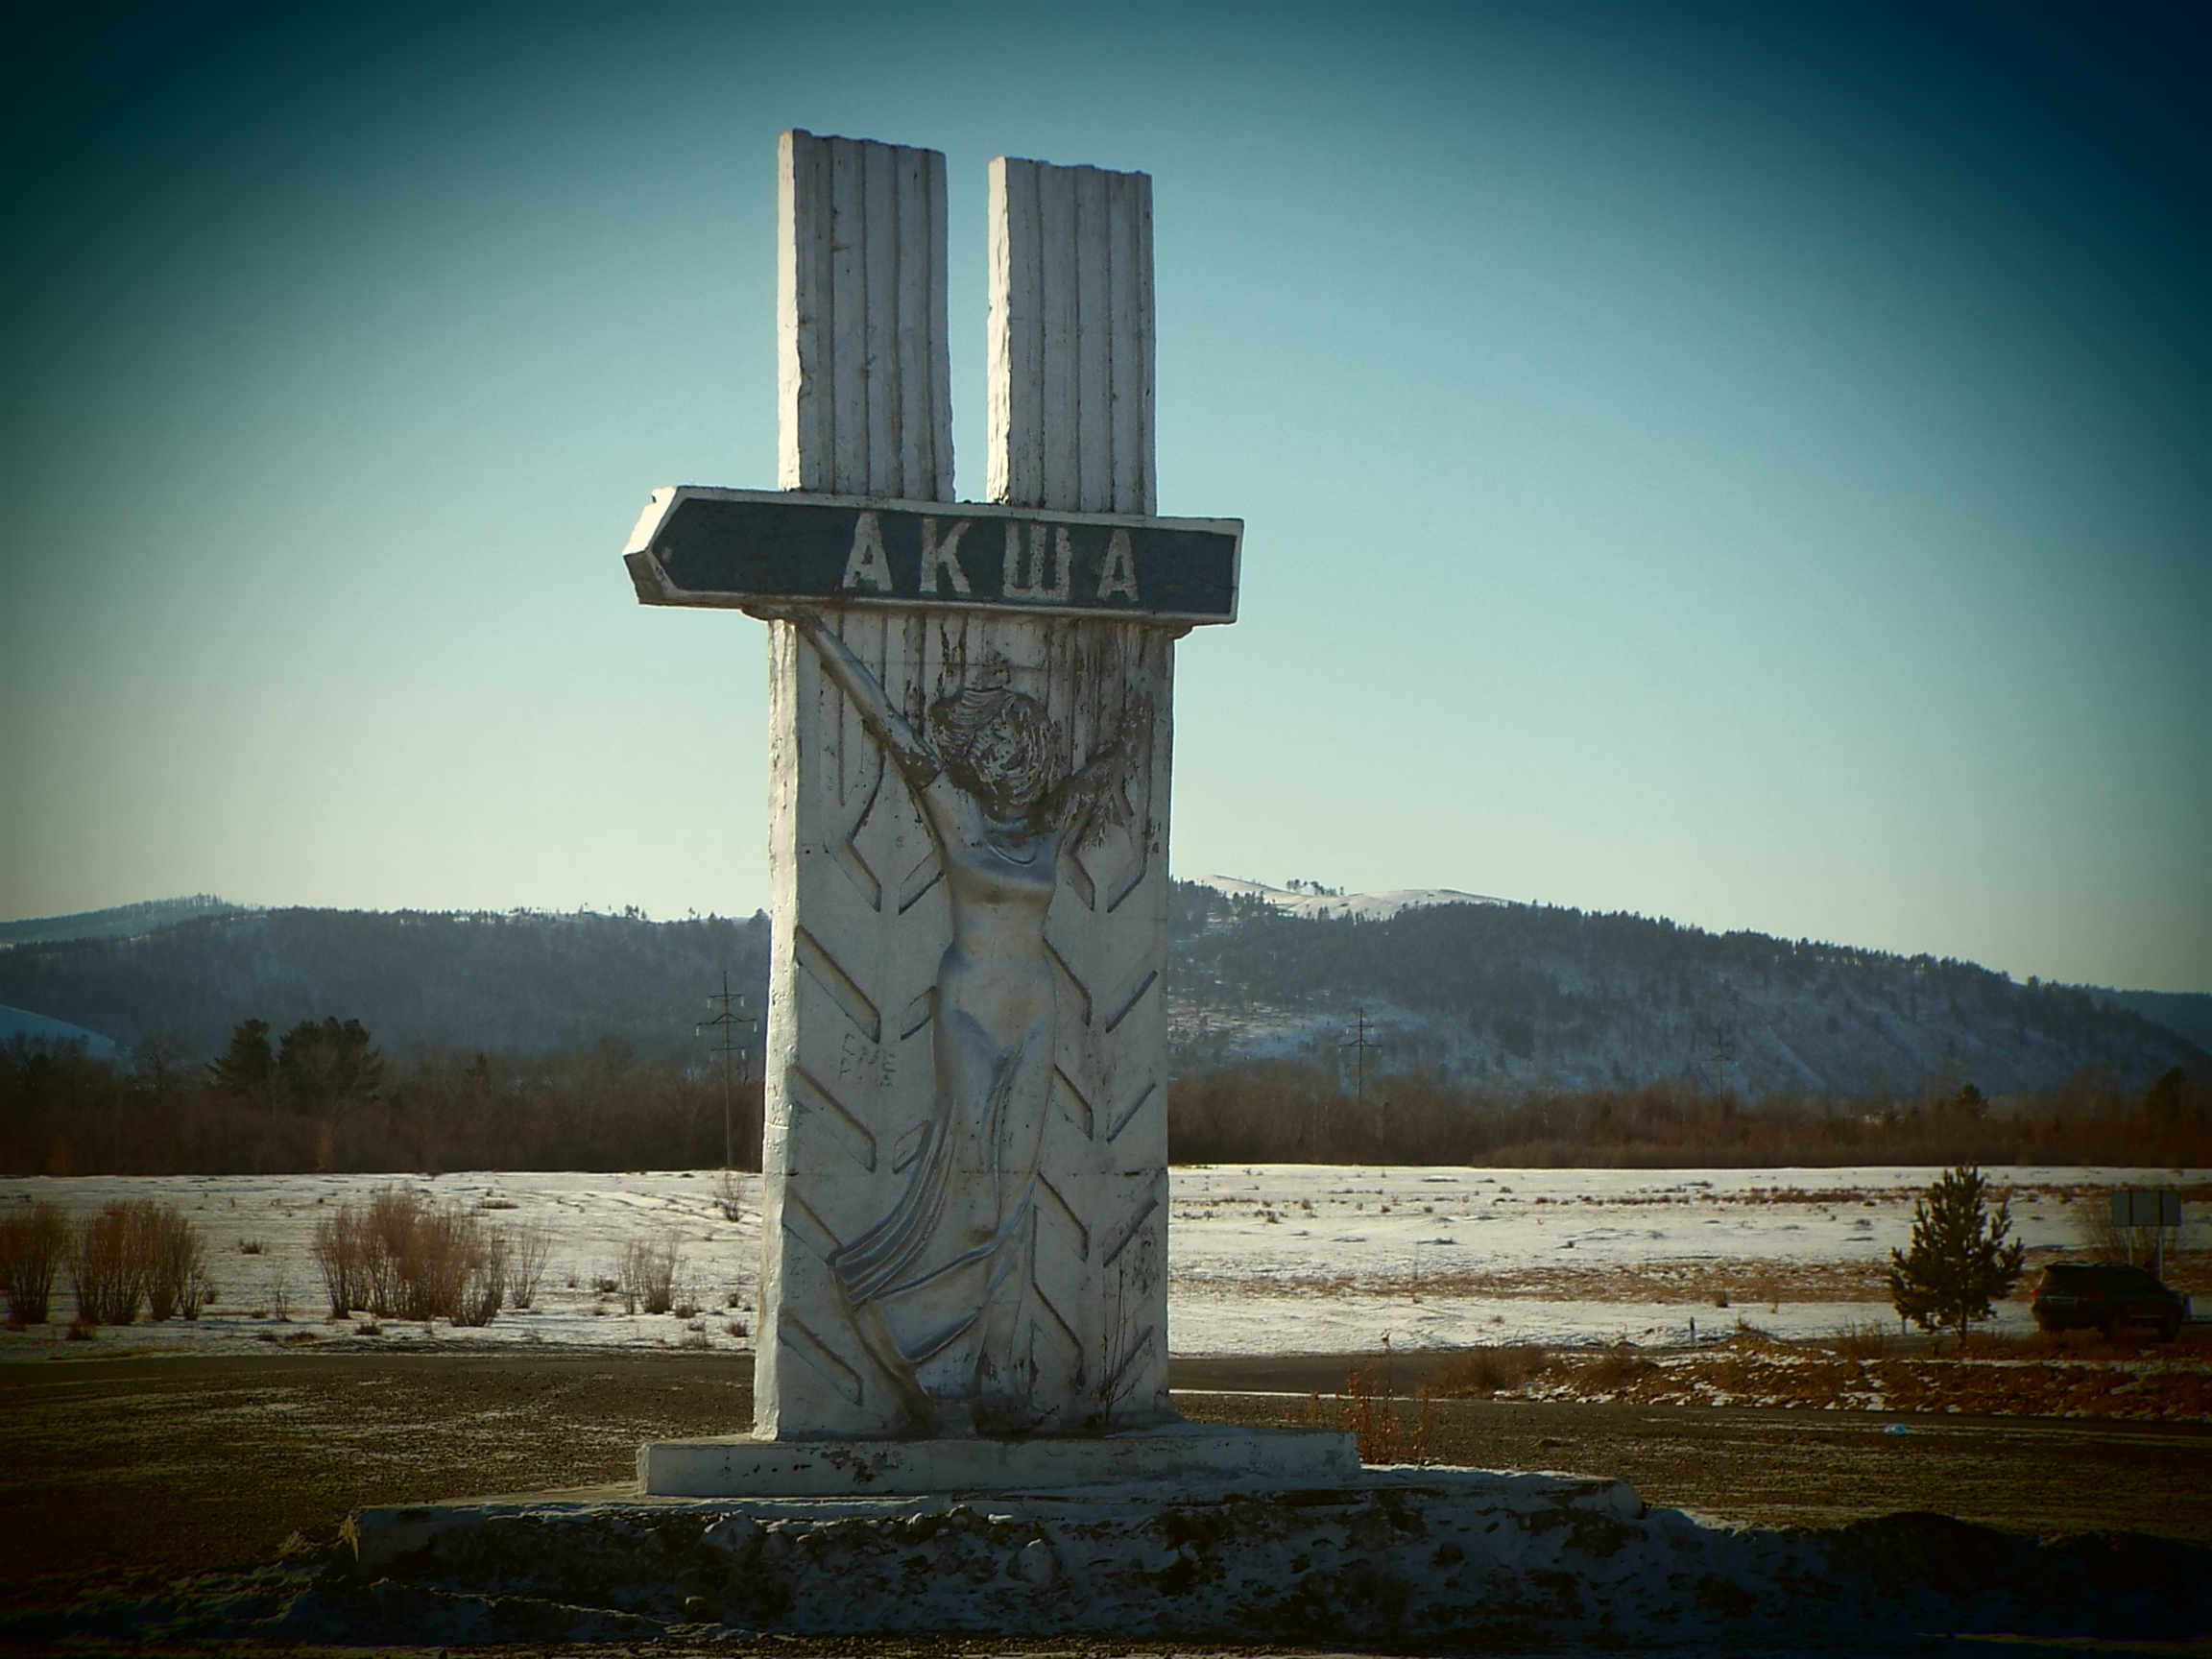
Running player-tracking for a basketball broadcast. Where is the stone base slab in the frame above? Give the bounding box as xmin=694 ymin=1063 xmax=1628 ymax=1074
xmin=635 ymin=1421 xmax=1357 ymax=1498
xmin=321 ymin=1468 xmax=2212 ymax=1650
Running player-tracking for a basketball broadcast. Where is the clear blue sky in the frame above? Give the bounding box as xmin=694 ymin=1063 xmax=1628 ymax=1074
xmin=3 ymin=2 xmax=2205 ymax=992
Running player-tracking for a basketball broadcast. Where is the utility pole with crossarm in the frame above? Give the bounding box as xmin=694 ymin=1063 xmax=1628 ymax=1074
xmin=699 ymin=973 xmax=758 ymax=1170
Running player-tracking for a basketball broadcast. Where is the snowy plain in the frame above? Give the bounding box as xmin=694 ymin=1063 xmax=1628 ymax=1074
xmin=0 ymin=1165 xmax=2196 ymax=1362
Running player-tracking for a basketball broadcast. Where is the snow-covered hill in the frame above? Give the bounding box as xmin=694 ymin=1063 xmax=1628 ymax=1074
xmin=1192 ymin=876 xmax=1503 ymax=923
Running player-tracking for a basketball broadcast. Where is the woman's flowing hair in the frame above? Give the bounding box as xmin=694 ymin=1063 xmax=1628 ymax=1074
xmin=928 ymin=684 xmax=1056 ymax=806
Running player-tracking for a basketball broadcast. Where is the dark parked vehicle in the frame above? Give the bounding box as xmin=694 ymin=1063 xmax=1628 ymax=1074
xmin=2032 ymin=1262 xmax=2187 ymax=1340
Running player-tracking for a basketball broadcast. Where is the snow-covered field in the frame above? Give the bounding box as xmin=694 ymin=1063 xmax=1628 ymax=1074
xmin=0 ymin=1165 xmax=2196 ymax=1361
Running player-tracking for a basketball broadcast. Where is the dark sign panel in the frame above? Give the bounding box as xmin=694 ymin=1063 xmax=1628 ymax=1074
xmin=623 ymin=489 xmax=1239 ymax=625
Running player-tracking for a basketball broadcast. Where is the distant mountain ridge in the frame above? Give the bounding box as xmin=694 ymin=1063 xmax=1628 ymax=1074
xmin=2105 ymin=989 xmax=2212 ymax=1056
xmin=1 ymin=887 xmax=2200 ymax=1101
xmin=1167 ymin=880 xmax=2205 ymax=1100
xmin=0 ymin=907 xmax=769 ymax=1063
xmin=0 ymin=895 xmax=241 ymax=948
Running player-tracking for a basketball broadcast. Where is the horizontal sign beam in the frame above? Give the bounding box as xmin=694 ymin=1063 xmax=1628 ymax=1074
xmin=622 ymin=489 xmax=1239 ymax=625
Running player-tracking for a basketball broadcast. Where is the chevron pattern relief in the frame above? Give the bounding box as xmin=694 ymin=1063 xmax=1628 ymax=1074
xmin=754 ymin=608 xmax=1174 ymax=1438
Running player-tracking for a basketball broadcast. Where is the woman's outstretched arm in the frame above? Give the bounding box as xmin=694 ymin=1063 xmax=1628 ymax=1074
xmin=1050 ymin=693 xmax=1153 ymax=853
xmin=754 ymin=606 xmax=941 ymax=789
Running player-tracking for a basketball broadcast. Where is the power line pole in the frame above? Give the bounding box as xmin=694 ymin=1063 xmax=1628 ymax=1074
xmin=1340 ymin=1005 xmax=1380 ymax=1102
xmin=1711 ymin=1024 xmax=1736 ymax=1101
xmin=698 ymin=973 xmax=758 ymax=1170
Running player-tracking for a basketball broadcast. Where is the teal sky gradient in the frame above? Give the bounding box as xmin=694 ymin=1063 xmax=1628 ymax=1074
xmin=4 ymin=3 xmax=2205 ymax=991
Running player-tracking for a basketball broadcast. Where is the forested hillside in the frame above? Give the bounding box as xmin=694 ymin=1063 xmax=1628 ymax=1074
xmin=0 ymin=908 xmax=770 ymax=1063
xmin=1166 ymin=882 xmax=2205 ymax=1100
xmin=2 ymin=888 xmax=2204 ymax=1174
xmin=0 ymin=895 xmax=238 ymax=948
xmin=0 ymin=887 xmax=2199 ymax=1106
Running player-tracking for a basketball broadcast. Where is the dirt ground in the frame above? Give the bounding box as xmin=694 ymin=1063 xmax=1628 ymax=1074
xmin=4 ymin=1348 xmax=2208 ymax=1611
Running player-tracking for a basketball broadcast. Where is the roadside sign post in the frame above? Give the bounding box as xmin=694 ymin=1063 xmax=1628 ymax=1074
xmin=2111 ymin=1188 xmax=2183 ymax=1277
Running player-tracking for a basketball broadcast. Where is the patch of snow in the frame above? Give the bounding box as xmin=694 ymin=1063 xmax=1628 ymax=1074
xmin=0 ymin=1163 xmax=2187 ymax=1361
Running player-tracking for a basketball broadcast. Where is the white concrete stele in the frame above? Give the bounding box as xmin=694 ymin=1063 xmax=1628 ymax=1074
xmin=750 ymin=132 xmax=1179 ymax=1445
xmin=632 ymin=131 xmax=1314 ymax=1494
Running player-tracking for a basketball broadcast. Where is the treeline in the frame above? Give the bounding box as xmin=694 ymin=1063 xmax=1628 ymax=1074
xmin=1165 ymin=1062 xmax=2212 ymax=1168
xmin=2 ymin=1035 xmax=763 ymax=1177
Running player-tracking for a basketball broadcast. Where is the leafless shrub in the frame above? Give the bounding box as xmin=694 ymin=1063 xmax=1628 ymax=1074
xmin=0 ymin=1202 xmax=70 ymax=1325
xmin=313 ymin=1188 xmax=502 ymax=1326
xmin=135 ymin=1203 xmax=206 ymax=1321
xmin=394 ymin=1202 xmax=472 ymax=1322
xmin=238 ymin=1237 xmax=265 ymax=1255
xmin=504 ymin=1222 xmax=552 ymax=1310
xmin=714 ymin=1169 xmax=743 ymax=1223
xmin=311 ymin=1207 xmax=366 ymax=1317
xmin=622 ymin=1232 xmax=683 ymax=1316
xmin=69 ymin=1205 xmax=143 ymax=1325
xmin=453 ymin=1226 xmax=506 ymax=1328
xmin=360 ymin=1188 xmax=421 ymax=1319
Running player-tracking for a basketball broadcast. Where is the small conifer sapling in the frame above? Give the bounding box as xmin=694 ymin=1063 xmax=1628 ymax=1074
xmin=1887 ymin=1165 xmax=2026 ymax=1348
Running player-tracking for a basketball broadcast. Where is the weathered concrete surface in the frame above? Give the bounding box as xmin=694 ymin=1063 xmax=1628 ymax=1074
xmin=638 ymin=1420 xmax=1357 ymax=1498
xmin=749 ymin=136 xmax=1188 ymax=1445
xmin=4 ymin=1466 xmax=2203 ymax=1650
xmin=278 ymin=1468 xmax=2212 ymax=1651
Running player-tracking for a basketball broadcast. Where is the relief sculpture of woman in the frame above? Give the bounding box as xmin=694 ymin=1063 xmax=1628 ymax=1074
xmin=774 ymin=609 xmax=1146 ymax=1434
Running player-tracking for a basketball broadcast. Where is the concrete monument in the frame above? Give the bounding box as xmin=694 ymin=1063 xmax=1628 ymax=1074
xmin=623 ymin=132 xmax=1303 ymax=1490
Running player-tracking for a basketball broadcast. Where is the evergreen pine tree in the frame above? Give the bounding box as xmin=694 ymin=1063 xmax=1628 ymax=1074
xmin=1887 ymin=1165 xmax=2026 ymax=1347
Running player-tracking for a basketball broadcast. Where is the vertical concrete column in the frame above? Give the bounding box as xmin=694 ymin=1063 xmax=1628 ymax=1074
xmin=757 ymin=136 xmax=1171 ymax=1442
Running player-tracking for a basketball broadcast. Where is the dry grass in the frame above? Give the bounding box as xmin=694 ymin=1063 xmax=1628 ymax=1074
xmin=1420 ymin=1323 xmax=2212 ymax=1422
xmin=1956 ymin=1325 xmax=2155 ymax=1361
xmin=0 ymin=1201 xmax=70 ymax=1325
xmin=1569 ymin=1343 xmax=1661 ymax=1394
xmin=1199 ymin=1258 xmax=1894 ymax=1306
xmin=1426 ymin=1343 xmax=1557 ymax=1398
xmin=1825 ymin=1321 xmax=1897 ymax=1361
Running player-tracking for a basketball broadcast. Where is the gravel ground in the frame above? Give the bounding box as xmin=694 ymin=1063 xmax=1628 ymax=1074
xmin=4 ymin=1348 xmax=2208 ymax=1617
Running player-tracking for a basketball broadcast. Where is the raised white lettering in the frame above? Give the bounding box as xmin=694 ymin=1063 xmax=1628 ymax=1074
xmin=1095 ymin=528 xmax=1140 ymax=604
xmin=1002 ymin=522 xmax=1072 ymax=604
xmin=839 ymin=512 xmax=894 ymax=593
xmin=917 ymin=517 xmax=973 ymax=596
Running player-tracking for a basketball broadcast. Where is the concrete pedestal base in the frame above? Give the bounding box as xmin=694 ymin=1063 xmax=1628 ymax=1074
xmin=308 ymin=1467 xmax=2212 ymax=1651
xmin=636 ymin=1421 xmax=1356 ymax=1498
